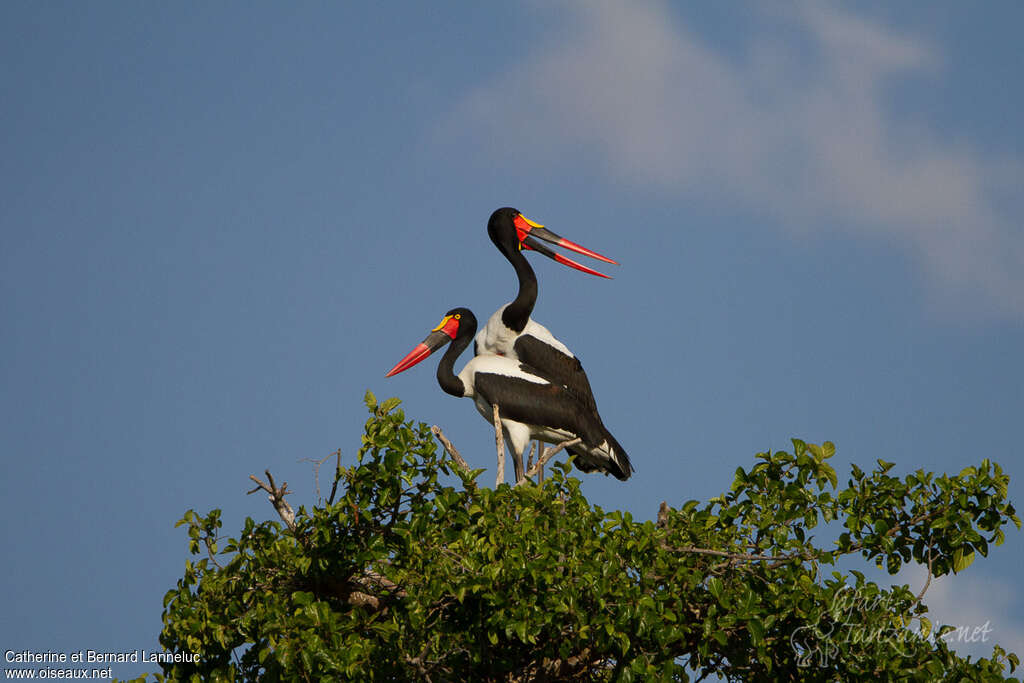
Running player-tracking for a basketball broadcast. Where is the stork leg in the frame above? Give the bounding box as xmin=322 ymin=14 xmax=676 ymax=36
xmin=491 ymin=402 xmax=525 ymax=484
xmin=511 ymin=444 xmax=525 ymax=485
xmin=493 ymin=403 xmax=505 ymax=487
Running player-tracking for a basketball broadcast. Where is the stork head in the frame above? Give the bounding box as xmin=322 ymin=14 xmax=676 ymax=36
xmin=385 ymin=307 xmax=477 ymax=377
xmin=487 ymin=207 xmax=618 ymax=279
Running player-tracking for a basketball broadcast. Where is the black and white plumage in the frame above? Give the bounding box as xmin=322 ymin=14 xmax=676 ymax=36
xmin=474 ymin=208 xmax=631 ymax=476
xmin=386 ymin=307 xmax=632 ymax=481
xmin=474 ymin=208 xmax=617 ymax=412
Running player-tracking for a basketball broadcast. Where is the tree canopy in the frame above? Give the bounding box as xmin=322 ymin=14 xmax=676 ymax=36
xmin=156 ymin=393 xmax=1020 ymax=681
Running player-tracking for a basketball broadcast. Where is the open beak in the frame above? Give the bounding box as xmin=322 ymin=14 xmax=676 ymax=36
xmin=385 ymin=315 xmax=459 ymax=377
xmin=513 ymin=214 xmax=618 ymax=279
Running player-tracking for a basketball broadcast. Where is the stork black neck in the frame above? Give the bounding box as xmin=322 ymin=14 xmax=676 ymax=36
xmin=488 ymin=208 xmax=537 ymax=335
xmin=436 ymin=311 xmax=477 ymax=398
xmin=500 ymin=246 xmax=537 ymax=334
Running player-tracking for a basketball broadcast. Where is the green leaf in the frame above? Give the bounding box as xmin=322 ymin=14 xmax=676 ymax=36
xmin=292 ymin=591 xmax=314 ymax=607
xmin=748 ymin=618 xmax=765 ymax=644
xmin=707 ymin=577 xmax=723 ymax=601
xmin=952 ymin=546 xmax=976 ymax=573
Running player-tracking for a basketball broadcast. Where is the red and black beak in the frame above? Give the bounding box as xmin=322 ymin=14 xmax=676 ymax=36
xmin=513 ymin=213 xmax=618 ymax=279
xmin=385 ymin=312 xmax=461 ymax=377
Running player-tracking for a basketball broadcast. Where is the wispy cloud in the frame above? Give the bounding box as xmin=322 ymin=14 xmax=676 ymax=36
xmin=894 ymin=563 xmax=1023 ymax=659
xmin=443 ymin=1 xmax=1024 ymax=317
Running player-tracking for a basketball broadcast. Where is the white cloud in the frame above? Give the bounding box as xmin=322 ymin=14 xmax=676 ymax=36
xmin=894 ymin=563 xmax=1024 ymax=659
xmin=443 ymin=1 xmax=1024 ymax=318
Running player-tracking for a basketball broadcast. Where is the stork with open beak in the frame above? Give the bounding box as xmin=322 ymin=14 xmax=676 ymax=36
xmin=475 ymin=207 xmax=616 ymax=415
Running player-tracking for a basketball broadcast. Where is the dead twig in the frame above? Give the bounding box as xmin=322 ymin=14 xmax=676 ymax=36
xmin=430 ymin=426 xmax=472 ymax=476
xmin=657 ymin=502 xmax=816 ymax=570
xmin=916 ymin=546 xmax=934 ymax=602
xmin=301 ymin=449 xmax=342 ymax=504
xmin=203 ymin=536 xmax=224 ymax=569
xmin=248 ymin=470 xmax=296 ymax=532
xmin=404 ymin=644 xmax=433 ymax=683
xmin=493 ymin=403 xmax=506 ymax=487
xmin=671 ymin=546 xmax=791 ymax=563
xmin=326 ymin=449 xmax=343 ymax=505
xmin=834 ymin=508 xmax=942 ymax=558
xmin=516 ymin=438 xmax=581 ymax=486
xmin=536 ymin=439 xmax=544 ymax=483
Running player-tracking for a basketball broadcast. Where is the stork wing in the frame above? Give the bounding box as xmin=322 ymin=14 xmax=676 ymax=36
xmin=512 ymin=334 xmax=600 ymax=414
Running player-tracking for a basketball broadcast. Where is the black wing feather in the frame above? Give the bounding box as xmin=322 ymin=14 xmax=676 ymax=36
xmin=512 ymin=334 xmax=600 ymax=414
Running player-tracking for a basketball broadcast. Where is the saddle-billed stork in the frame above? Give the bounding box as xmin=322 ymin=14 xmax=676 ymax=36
xmin=475 ymin=207 xmax=617 ymax=415
xmin=386 ymin=308 xmax=632 ymax=481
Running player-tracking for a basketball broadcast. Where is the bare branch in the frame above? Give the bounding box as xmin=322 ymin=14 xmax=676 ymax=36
xmin=493 ymin=403 xmax=505 ymax=487
xmin=516 ymin=438 xmax=581 ymax=486
xmin=326 ymin=449 xmax=342 ymax=505
xmin=301 ymin=449 xmax=342 ymax=504
xmin=248 ymin=470 xmax=296 ymax=532
xmin=660 ymin=541 xmax=817 ymax=572
xmin=536 ymin=440 xmax=544 ymax=483
xmin=203 ymin=536 xmax=224 ymax=569
xmin=537 ymin=437 xmax=580 ymax=471
xmin=404 ymin=644 xmax=433 ymax=683
xmin=430 ymin=425 xmax=472 ymax=476
xmin=671 ymin=546 xmax=789 ymax=563
xmin=835 ymin=508 xmax=943 ymax=558
xmin=916 ymin=546 xmax=934 ymax=603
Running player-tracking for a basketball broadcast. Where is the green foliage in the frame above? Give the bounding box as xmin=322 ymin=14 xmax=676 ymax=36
xmin=158 ymin=392 xmax=1020 ymax=681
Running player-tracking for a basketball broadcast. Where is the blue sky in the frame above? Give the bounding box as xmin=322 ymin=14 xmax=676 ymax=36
xmin=2 ymin=1 xmax=1022 ymax=677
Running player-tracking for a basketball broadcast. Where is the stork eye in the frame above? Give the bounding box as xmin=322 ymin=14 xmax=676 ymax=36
xmin=454 ymin=314 xmax=461 ymax=320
